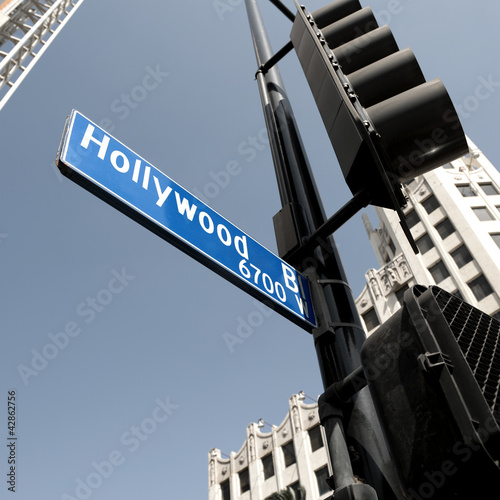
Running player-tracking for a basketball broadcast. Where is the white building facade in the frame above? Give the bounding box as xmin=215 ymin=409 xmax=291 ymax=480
xmin=356 ymin=138 xmax=500 ymax=334
xmin=208 ymin=394 xmax=332 ymax=500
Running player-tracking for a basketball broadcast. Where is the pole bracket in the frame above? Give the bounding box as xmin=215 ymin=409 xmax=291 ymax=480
xmin=319 ymin=371 xmax=378 ymax=499
xmin=285 ymin=191 xmax=370 ymax=264
xmin=302 ymin=191 xmax=370 ymax=249
xmin=321 ymin=366 xmax=368 ymax=408
xmin=255 ymin=41 xmax=293 ymax=78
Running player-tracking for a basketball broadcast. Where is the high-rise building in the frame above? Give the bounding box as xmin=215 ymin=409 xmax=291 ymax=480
xmin=356 ymin=138 xmax=500 ymax=334
xmin=208 ymin=393 xmax=332 ymax=500
xmin=0 ymin=0 xmax=84 ymax=111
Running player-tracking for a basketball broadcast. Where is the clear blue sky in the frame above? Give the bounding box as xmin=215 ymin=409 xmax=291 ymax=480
xmin=1 ymin=0 xmax=499 ymax=499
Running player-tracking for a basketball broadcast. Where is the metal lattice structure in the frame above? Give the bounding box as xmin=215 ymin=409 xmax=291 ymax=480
xmin=0 ymin=0 xmax=85 ymax=111
xmin=435 ymin=286 xmax=500 ymax=422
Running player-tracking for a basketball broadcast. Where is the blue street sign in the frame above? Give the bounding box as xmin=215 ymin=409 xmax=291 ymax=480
xmin=57 ymin=110 xmax=317 ymax=330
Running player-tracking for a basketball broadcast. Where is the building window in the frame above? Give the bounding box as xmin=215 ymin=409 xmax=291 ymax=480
xmin=422 ymin=195 xmax=440 ymax=214
xmin=472 ymin=206 xmax=495 ymax=221
xmin=450 ymin=245 xmax=473 ymax=268
xmin=491 ymin=233 xmax=500 ymax=248
xmin=362 ymin=308 xmax=380 ymax=331
xmin=435 ymin=218 xmax=455 ymax=239
xmin=388 ymin=238 xmax=396 ymax=255
xmin=456 ymin=184 xmax=476 ymax=197
xmin=415 ymin=233 xmax=434 ymax=254
xmin=428 ymin=261 xmax=450 ymax=284
xmin=288 ymin=482 xmax=303 ymax=499
xmin=262 ymin=453 xmax=274 ymax=480
xmin=315 ymin=466 xmax=331 ymax=496
xmin=405 ymin=208 xmax=420 ymax=229
xmin=239 ymin=468 xmax=250 ymax=494
xmin=479 ymin=183 xmax=499 ymax=196
xmin=282 ymin=441 xmax=296 ymax=468
xmin=308 ymin=425 xmax=324 ymax=452
xmin=221 ymin=480 xmax=231 ymax=500
xmin=468 ymin=275 xmax=494 ymax=301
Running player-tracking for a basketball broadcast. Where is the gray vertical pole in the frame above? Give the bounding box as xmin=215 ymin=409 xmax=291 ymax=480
xmin=244 ymin=1 xmax=404 ymax=498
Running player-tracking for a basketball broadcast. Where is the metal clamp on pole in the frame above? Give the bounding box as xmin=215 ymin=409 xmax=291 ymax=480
xmin=311 ymin=278 xmax=367 ymax=341
xmin=255 ymin=41 xmax=294 ymax=77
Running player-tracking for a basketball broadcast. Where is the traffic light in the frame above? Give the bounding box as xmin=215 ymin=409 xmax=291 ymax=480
xmin=290 ymin=0 xmax=468 ymax=211
xmin=361 ymin=285 xmax=500 ymax=498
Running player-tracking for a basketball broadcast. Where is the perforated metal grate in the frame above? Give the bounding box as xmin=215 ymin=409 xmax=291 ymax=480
xmin=432 ymin=287 xmax=500 ymax=425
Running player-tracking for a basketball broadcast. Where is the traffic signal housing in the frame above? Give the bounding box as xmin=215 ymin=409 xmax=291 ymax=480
xmin=290 ymin=0 xmax=468 ymax=211
xmin=361 ymin=285 xmax=500 ymax=498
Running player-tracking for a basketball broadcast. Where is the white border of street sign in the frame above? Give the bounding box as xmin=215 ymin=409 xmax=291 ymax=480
xmin=56 ymin=110 xmax=317 ymax=331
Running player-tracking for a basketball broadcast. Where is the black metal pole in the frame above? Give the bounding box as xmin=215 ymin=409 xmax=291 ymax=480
xmin=244 ymin=1 xmax=405 ymax=498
